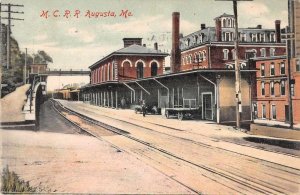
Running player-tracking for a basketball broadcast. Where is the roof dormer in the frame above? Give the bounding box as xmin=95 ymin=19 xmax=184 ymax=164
xmin=215 ymin=13 xmax=235 ymax=28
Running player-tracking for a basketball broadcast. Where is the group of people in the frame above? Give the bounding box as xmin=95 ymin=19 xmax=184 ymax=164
xmin=121 ymin=97 xmax=147 ymax=117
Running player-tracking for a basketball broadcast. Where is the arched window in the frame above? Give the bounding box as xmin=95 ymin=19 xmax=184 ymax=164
xmin=182 ymin=57 xmax=185 ymax=65
xmin=231 ymin=49 xmax=236 ymax=60
xmin=189 ymin=55 xmax=192 ymax=64
xmin=270 ymin=48 xmax=275 ymax=56
xmin=136 ymin=62 xmax=144 ymax=79
xmin=194 ymin=35 xmax=198 ymax=44
xmin=187 ymin=38 xmax=191 ymax=46
xmin=222 ymin=19 xmax=226 ymax=27
xmin=107 ymin=63 xmax=111 ymax=81
xmin=151 ymin=62 xmax=158 ymax=76
xmin=227 ymin=18 xmax=230 ymax=27
xmin=198 ymin=52 xmax=203 ymax=62
xmin=96 ymin=68 xmax=99 ymax=83
xmin=203 ymin=51 xmax=207 ymax=61
xmin=185 ymin=56 xmax=188 ymax=64
xmin=102 ymin=66 xmax=105 ymax=82
xmin=260 ymin=48 xmax=266 ymax=57
xmin=223 ymin=49 xmax=229 ymax=60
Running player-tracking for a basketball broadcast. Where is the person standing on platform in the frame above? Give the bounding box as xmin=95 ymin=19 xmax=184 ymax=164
xmin=142 ymin=100 xmax=146 ymax=117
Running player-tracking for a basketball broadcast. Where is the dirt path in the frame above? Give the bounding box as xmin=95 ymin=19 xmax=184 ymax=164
xmin=1 ymin=129 xmax=194 ymax=194
xmin=0 ymin=84 xmax=30 ymax=123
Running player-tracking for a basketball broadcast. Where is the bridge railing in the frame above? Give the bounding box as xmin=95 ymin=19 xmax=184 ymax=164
xmin=46 ymin=68 xmax=90 ymax=72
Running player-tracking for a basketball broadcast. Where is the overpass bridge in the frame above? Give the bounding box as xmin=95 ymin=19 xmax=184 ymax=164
xmin=44 ymin=69 xmax=90 ymax=76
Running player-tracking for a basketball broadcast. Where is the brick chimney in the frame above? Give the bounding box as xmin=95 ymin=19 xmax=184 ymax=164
xmin=275 ymin=20 xmax=281 ymax=43
xmin=123 ymin=38 xmax=142 ymax=47
xmin=201 ymin=23 xmax=206 ymax=30
xmin=171 ymin=12 xmax=181 ymax=73
xmin=215 ymin=18 xmax=222 ymax=42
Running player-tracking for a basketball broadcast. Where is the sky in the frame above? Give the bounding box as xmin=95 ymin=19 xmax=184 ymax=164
xmin=1 ymin=0 xmax=289 ymax=90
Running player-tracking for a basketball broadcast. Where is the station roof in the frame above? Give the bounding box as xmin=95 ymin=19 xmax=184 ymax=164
xmin=89 ymin=44 xmax=169 ymax=69
xmin=81 ymin=68 xmax=256 ymax=89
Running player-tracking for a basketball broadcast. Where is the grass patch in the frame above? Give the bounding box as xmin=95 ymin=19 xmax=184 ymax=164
xmin=1 ymin=165 xmax=36 ymax=193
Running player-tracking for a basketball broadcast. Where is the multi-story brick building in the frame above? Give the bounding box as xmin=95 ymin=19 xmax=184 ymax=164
xmin=89 ymin=38 xmax=168 ymax=84
xmin=179 ymin=13 xmax=286 ymax=71
xmin=252 ymin=56 xmax=290 ymax=122
xmin=252 ymin=56 xmax=300 ymax=124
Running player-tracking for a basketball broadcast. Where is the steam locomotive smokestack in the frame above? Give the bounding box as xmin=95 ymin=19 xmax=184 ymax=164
xmin=171 ymin=12 xmax=181 ymax=73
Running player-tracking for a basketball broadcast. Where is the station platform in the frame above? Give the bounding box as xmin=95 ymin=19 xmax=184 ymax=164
xmin=0 ymin=84 xmax=30 ymax=124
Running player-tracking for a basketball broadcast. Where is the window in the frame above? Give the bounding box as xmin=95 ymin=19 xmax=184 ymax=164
xmin=108 ymin=64 xmax=111 ymax=81
xmin=151 ymin=62 xmax=158 ymax=76
xmin=182 ymin=57 xmax=185 ymax=65
xmin=240 ymin=33 xmax=246 ymax=42
xmin=260 ymin=33 xmax=265 ymax=42
xmin=281 ymin=80 xmax=286 ymax=95
xmin=270 ymin=33 xmax=275 ymax=42
xmin=203 ymin=51 xmax=207 ymax=61
xmin=291 ymin=84 xmax=295 ymax=96
xmin=271 ymin=105 xmax=276 ymax=120
xmin=270 ymin=63 xmax=275 ymax=76
xmin=225 ymin=32 xmax=230 ymax=41
xmin=261 ymin=64 xmax=265 ymax=76
xmin=251 ymin=33 xmax=257 ymax=42
xmin=194 ymin=35 xmax=198 ymax=44
xmin=262 ymin=104 xmax=266 ymax=119
xmin=270 ymin=81 xmax=274 ymax=96
xmin=261 ymin=82 xmax=265 ymax=96
xmin=102 ymin=66 xmax=104 ymax=81
xmin=260 ymin=48 xmax=266 ymax=57
xmin=270 ymin=48 xmax=275 ymax=56
xmin=189 ymin=55 xmax=192 ymax=64
xmin=136 ymin=62 xmax=144 ymax=79
xmin=223 ymin=49 xmax=229 ymax=60
xmin=187 ymin=38 xmax=190 ymax=46
xmin=296 ymin=60 xmax=300 ymax=72
xmin=198 ymin=52 xmax=203 ymax=62
xmin=280 ymin=62 xmax=285 ymax=75
xmin=232 ymin=49 xmax=236 ymax=60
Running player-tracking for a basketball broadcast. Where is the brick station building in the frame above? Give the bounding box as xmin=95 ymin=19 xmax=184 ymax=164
xmin=89 ymin=38 xmax=168 ymax=84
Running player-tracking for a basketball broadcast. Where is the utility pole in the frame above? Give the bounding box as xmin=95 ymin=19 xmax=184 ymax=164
xmin=282 ymin=27 xmax=295 ymax=129
xmin=216 ymin=0 xmax=252 ymax=129
xmin=24 ymin=48 xmax=27 ymax=83
xmin=0 ymin=2 xmax=2 ymax=80
xmin=1 ymin=3 xmax=24 ymax=69
xmin=233 ymin=0 xmax=241 ymax=129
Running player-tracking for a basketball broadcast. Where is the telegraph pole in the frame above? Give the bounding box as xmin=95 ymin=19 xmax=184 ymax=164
xmin=216 ymin=0 xmax=252 ymax=129
xmin=1 ymin=3 xmax=24 ymax=69
xmin=233 ymin=0 xmax=241 ymax=129
xmin=282 ymin=27 xmax=295 ymax=129
xmin=0 ymin=2 xmax=2 ymax=73
xmin=24 ymin=47 xmax=27 ymax=83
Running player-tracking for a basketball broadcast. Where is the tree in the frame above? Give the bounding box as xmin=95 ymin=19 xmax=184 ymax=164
xmin=33 ymin=50 xmax=53 ymax=64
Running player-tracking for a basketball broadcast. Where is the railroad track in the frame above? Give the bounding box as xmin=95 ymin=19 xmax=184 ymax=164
xmin=51 ymin=99 xmax=300 ymax=194
xmin=55 ymin=100 xmax=300 ymax=159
